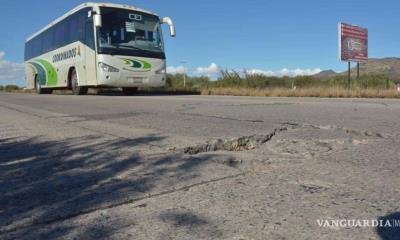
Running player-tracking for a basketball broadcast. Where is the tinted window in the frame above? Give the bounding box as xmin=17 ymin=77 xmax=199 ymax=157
xmin=24 ymin=7 xmax=93 ymax=61
xmin=54 ymin=19 xmax=68 ymax=48
xmin=85 ymin=19 xmax=95 ymax=49
xmin=32 ymin=35 xmax=42 ymax=58
xmin=42 ymin=29 xmax=54 ymax=53
xmin=69 ymin=14 xmax=78 ymax=43
xmin=77 ymin=11 xmax=86 ymax=42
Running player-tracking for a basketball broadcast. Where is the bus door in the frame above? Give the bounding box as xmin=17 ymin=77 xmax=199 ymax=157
xmin=84 ymin=16 xmax=97 ymax=86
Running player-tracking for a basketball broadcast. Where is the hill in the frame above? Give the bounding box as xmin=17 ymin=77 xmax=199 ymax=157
xmin=315 ymin=58 xmax=400 ymax=82
xmin=357 ymin=58 xmax=400 ymax=80
xmin=314 ymin=70 xmax=338 ymax=79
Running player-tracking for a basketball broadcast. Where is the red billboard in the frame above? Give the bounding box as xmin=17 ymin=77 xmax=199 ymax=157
xmin=339 ymin=22 xmax=368 ymax=62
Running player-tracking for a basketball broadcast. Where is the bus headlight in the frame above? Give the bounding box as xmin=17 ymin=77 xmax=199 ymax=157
xmin=98 ymin=62 xmax=119 ymax=72
xmin=155 ymin=68 xmax=166 ymax=74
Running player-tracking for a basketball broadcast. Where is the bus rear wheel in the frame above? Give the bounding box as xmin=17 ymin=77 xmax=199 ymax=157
xmin=70 ymin=68 xmax=88 ymax=95
xmin=122 ymin=87 xmax=138 ymax=95
xmin=35 ymin=77 xmax=52 ymax=94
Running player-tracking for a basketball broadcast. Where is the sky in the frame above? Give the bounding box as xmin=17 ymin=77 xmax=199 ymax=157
xmin=0 ymin=0 xmax=399 ymax=85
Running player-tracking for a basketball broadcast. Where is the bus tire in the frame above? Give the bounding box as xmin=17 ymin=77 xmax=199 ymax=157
xmin=35 ymin=76 xmax=52 ymax=94
xmin=70 ymin=68 xmax=88 ymax=95
xmin=122 ymin=87 xmax=138 ymax=95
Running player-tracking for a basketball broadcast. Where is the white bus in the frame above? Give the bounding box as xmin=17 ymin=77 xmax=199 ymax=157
xmin=24 ymin=2 xmax=175 ymax=95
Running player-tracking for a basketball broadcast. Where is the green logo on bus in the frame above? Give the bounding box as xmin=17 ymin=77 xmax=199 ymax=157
xmin=28 ymin=59 xmax=58 ymax=86
xmin=121 ymin=58 xmax=152 ymax=72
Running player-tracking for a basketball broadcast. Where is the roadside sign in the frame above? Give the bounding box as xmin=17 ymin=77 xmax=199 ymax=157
xmin=339 ymin=22 xmax=368 ymax=63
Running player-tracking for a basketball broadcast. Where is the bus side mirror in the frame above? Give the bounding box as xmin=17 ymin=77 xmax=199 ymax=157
xmin=161 ymin=17 xmax=176 ymax=37
xmin=94 ymin=14 xmax=102 ymax=28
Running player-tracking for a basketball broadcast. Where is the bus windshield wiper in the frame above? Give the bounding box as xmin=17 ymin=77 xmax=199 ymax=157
xmin=117 ymin=45 xmax=145 ymax=51
xmin=105 ymin=46 xmax=143 ymax=56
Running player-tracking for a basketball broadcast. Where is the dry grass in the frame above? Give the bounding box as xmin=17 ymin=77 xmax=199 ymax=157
xmin=201 ymin=87 xmax=400 ymax=98
xmin=3 ymin=87 xmax=400 ymax=98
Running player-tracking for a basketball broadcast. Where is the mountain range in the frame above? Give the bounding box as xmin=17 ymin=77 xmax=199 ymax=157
xmin=314 ymin=57 xmax=400 ymax=82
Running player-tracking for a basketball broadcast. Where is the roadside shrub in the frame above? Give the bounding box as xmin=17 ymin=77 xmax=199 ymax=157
xmin=202 ymin=87 xmax=400 ymax=98
xmin=292 ymin=76 xmax=322 ymax=88
xmin=360 ymin=74 xmax=392 ymax=89
xmin=5 ymin=85 xmax=20 ymax=91
xmin=326 ymin=74 xmax=394 ymax=89
xmin=165 ymin=71 xmax=397 ymax=91
xmin=166 ymin=74 xmax=210 ymax=90
xmin=0 ymin=85 xmax=4 ymax=91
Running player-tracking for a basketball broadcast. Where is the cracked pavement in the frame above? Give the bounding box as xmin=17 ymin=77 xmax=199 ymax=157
xmin=1 ymin=92 xmax=400 ymax=239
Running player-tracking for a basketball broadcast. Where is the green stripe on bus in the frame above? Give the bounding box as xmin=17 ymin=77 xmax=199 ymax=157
xmin=121 ymin=58 xmax=152 ymax=71
xmin=36 ymin=59 xmax=58 ymax=86
xmin=29 ymin=62 xmax=47 ymax=85
xmin=138 ymin=60 xmax=151 ymax=70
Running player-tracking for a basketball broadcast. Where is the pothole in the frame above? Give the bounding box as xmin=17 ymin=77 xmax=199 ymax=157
xmin=183 ymin=125 xmax=291 ymax=155
xmin=181 ymin=121 xmax=386 ymax=156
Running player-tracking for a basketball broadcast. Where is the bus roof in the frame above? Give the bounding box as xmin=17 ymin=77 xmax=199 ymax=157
xmin=26 ymin=2 xmax=159 ymax=42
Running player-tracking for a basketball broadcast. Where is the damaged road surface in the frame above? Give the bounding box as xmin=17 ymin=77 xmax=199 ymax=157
xmin=183 ymin=125 xmax=292 ymax=154
xmin=1 ymin=92 xmax=400 ymax=240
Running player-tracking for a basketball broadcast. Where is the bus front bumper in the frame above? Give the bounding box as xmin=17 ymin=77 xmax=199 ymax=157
xmin=97 ymin=71 xmax=167 ymax=88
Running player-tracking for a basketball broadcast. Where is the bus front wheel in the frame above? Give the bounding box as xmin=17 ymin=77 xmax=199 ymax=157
xmin=35 ymin=76 xmax=52 ymax=94
xmin=122 ymin=87 xmax=138 ymax=95
xmin=70 ymin=68 xmax=88 ymax=95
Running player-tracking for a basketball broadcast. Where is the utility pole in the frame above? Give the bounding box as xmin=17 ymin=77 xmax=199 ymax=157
xmin=181 ymin=61 xmax=187 ymax=88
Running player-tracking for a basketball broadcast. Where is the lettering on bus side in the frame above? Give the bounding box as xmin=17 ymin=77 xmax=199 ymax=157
xmin=52 ymin=48 xmax=78 ymax=63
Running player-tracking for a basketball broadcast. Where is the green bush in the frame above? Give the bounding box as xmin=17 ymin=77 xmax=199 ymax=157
xmin=5 ymin=85 xmax=20 ymax=91
xmin=165 ymin=71 xmax=396 ymax=91
xmin=166 ymin=74 xmax=210 ymax=90
xmin=359 ymin=74 xmax=393 ymax=89
xmin=326 ymin=74 xmax=394 ymax=89
xmin=0 ymin=85 xmax=4 ymax=91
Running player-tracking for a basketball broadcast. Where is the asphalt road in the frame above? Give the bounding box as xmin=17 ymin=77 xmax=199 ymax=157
xmin=1 ymin=92 xmax=400 ymax=240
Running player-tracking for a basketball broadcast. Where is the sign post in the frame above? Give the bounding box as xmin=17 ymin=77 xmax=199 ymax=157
xmin=339 ymin=22 xmax=368 ymax=89
xmin=348 ymin=62 xmax=351 ymax=89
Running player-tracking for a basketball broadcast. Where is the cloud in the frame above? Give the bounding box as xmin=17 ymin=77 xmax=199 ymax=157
xmin=195 ymin=63 xmax=219 ymax=75
xmin=0 ymin=52 xmax=24 ymax=81
xmin=246 ymin=69 xmax=276 ymax=76
xmin=167 ymin=65 xmax=186 ymax=74
xmin=280 ymin=68 xmax=290 ymax=76
xmin=246 ymin=67 xmax=321 ymax=77
xmin=167 ymin=63 xmax=321 ymax=78
xmin=292 ymin=68 xmax=322 ymax=76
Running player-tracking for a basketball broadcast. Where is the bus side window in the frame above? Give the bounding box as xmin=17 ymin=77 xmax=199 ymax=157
xmin=69 ymin=15 xmax=78 ymax=43
xmin=85 ymin=19 xmax=95 ymax=49
xmin=77 ymin=13 xmax=86 ymax=43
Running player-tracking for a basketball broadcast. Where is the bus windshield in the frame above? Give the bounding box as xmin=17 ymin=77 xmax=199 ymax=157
xmin=98 ymin=7 xmax=164 ymax=58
